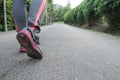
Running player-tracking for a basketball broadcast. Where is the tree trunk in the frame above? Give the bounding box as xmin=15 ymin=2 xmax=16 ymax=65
xmin=3 ymin=0 xmax=8 ymax=31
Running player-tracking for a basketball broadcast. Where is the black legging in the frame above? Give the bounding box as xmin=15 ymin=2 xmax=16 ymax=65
xmin=12 ymin=0 xmax=46 ymax=33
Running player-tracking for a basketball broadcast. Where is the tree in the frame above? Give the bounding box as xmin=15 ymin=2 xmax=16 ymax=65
xmin=54 ymin=1 xmax=71 ymax=22
xmin=6 ymin=0 xmax=14 ymax=30
xmin=0 ymin=0 xmax=4 ymax=31
xmin=4 ymin=0 xmax=8 ymax=31
xmin=47 ymin=0 xmax=54 ymax=24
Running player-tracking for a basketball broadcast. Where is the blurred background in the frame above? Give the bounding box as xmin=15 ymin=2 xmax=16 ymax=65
xmin=0 ymin=0 xmax=120 ymax=35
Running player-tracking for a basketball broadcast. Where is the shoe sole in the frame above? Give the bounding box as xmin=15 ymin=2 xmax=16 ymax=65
xmin=16 ymin=30 xmax=43 ymax=59
xmin=20 ymin=50 xmax=27 ymax=53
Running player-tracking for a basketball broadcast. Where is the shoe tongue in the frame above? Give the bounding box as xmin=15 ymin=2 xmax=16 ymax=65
xmin=27 ymin=27 xmax=40 ymax=44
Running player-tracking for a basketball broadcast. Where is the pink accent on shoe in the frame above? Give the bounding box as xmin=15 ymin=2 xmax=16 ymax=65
xmin=20 ymin=47 xmax=27 ymax=52
xmin=20 ymin=30 xmax=40 ymax=53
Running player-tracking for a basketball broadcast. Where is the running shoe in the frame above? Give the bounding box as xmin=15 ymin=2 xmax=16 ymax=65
xmin=16 ymin=27 xmax=43 ymax=59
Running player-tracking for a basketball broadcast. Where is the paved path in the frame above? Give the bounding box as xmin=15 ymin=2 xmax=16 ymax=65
xmin=0 ymin=23 xmax=120 ymax=80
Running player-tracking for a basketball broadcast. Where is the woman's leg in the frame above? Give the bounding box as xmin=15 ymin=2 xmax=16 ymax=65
xmin=12 ymin=0 xmax=26 ymax=32
xmin=28 ymin=0 xmax=46 ymax=33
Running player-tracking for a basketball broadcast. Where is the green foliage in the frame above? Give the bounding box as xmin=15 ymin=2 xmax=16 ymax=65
xmin=46 ymin=0 xmax=54 ymax=24
xmin=0 ymin=0 xmax=14 ymax=31
xmin=26 ymin=0 xmax=32 ymax=11
xmin=6 ymin=0 xmax=14 ymax=30
xmin=54 ymin=5 xmax=70 ymax=22
xmin=93 ymin=0 xmax=120 ymax=32
xmin=94 ymin=0 xmax=120 ymax=16
xmin=64 ymin=0 xmax=120 ymax=32
xmin=54 ymin=7 xmax=64 ymax=21
xmin=0 ymin=1 xmax=4 ymax=31
xmin=53 ymin=1 xmax=71 ymax=22
xmin=64 ymin=0 xmax=100 ymax=25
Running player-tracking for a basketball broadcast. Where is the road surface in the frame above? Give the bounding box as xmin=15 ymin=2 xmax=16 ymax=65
xmin=0 ymin=23 xmax=120 ymax=80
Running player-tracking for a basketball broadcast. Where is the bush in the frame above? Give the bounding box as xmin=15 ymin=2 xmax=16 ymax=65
xmin=64 ymin=0 xmax=120 ymax=33
xmin=94 ymin=0 xmax=120 ymax=31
